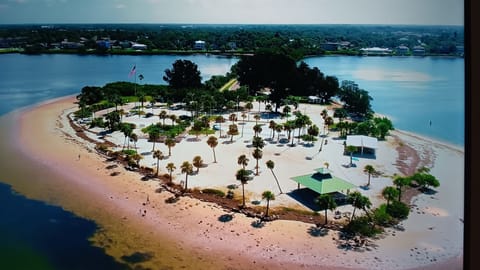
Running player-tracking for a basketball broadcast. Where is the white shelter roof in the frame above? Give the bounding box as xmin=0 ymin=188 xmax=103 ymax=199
xmin=346 ymin=135 xmax=378 ymax=149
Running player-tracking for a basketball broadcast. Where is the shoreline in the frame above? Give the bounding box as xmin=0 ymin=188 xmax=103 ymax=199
xmin=0 ymin=96 xmax=464 ymax=270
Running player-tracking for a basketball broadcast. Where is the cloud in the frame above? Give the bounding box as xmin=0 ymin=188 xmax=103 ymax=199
xmin=116 ymin=4 xmax=126 ymax=9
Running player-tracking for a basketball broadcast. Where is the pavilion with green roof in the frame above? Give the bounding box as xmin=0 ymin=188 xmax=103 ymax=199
xmin=291 ymin=167 xmax=356 ymax=195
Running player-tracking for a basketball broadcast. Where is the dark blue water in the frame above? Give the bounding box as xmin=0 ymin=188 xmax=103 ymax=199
xmin=0 ymin=182 xmax=129 ymax=270
xmin=304 ymin=56 xmax=464 ymax=146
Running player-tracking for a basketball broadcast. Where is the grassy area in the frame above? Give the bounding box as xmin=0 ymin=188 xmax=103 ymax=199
xmin=219 ymin=79 xmax=237 ymax=92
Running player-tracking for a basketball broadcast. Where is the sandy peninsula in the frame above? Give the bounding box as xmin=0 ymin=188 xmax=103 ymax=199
xmin=2 ymin=96 xmax=464 ymax=270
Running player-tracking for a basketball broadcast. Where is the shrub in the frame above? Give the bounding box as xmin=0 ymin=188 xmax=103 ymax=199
xmin=387 ymin=200 xmax=410 ymax=219
xmin=89 ymin=117 xmax=106 ymax=128
xmin=373 ymin=204 xmax=394 ymax=226
xmin=122 ymin=149 xmax=137 ymax=156
xmin=96 ymin=143 xmax=110 ymax=153
xmin=343 ymin=216 xmax=382 ymax=237
xmin=202 ymin=188 xmax=225 ymax=197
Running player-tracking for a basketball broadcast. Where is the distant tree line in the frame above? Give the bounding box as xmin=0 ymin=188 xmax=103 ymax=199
xmin=1 ymin=24 xmax=464 ymax=58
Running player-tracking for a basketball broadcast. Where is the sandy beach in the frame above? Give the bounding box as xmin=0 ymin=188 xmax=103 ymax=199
xmin=0 ymin=96 xmax=464 ymax=270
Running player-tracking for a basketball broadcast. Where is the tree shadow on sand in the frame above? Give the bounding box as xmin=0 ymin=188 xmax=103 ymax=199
xmin=251 ymin=219 xmax=265 ymax=228
xmin=218 ymin=214 xmax=234 ymax=223
xmin=307 ymin=226 xmax=329 ymax=237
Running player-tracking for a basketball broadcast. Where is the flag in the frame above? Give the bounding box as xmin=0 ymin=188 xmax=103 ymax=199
xmin=129 ymin=65 xmax=136 ymax=77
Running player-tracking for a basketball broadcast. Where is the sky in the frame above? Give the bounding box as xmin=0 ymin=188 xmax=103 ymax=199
xmin=0 ymin=0 xmax=464 ymax=25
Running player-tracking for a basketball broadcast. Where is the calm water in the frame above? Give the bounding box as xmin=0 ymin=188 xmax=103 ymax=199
xmin=304 ymin=56 xmax=464 ymax=146
xmin=0 ymin=53 xmax=464 ymax=269
xmin=0 ymin=182 xmax=129 ymax=270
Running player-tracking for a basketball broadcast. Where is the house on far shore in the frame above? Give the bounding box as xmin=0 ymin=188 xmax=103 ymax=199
xmin=308 ymin=96 xmax=322 ymax=104
xmin=396 ymin=45 xmax=410 ymax=56
xmin=360 ymin=47 xmax=392 ymax=56
xmin=132 ymin=43 xmax=147 ymax=50
xmin=412 ymin=46 xmax=426 ymax=56
xmin=194 ymin=40 xmax=206 ymax=50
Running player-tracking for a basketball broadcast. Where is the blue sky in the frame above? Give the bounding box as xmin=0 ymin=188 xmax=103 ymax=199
xmin=0 ymin=0 xmax=464 ymax=25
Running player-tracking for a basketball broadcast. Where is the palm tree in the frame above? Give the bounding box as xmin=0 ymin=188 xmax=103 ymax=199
xmin=345 ymin=145 xmax=357 ymax=166
xmin=169 ymin=114 xmax=177 ymax=126
xmin=227 ymin=124 xmax=239 ymax=142
xmin=148 ymin=129 xmax=160 ymax=152
xmin=347 ymin=191 xmax=372 ymax=221
xmin=254 ymin=114 xmax=261 ymax=125
xmin=241 ymin=112 xmax=247 ymax=137
xmin=238 ymin=154 xmax=249 ymax=169
xmin=315 ymin=194 xmax=337 ymax=225
xmin=262 ymin=190 xmax=275 ymax=217
xmin=253 ymin=124 xmax=262 ymax=137
xmin=252 ymin=148 xmax=263 ymax=176
xmin=265 ymin=103 xmax=272 ymax=113
xmin=193 ymin=155 xmax=204 ymax=173
xmin=382 ymin=186 xmax=399 ymax=206
xmin=164 ymin=137 xmax=176 ymax=156
xmin=323 ymin=162 xmax=329 ymax=169
xmin=206 ymin=136 xmax=218 ymax=163
xmin=215 ymin=116 xmax=225 ymax=138
xmin=131 ymin=153 xmax=143 ymax=167
xmin=393 ymin=176 xmax=411 ymax=202
xmin=130 ymin=133 xmax=138 ymax=152
xmin=166 ymin=162 xmax=176 ymax=183
xmin=229 ymin=113 xmax=237 ymax=124
xmin=363 ymin=165 xmax=377 ymax=187
xmin=324 ymin=116 xmax=334 ymax=133
xmin=252 ymin=136 xmax=265 ymax=149
xmin=180 ymin=161 xmax=193 ymax=191
xmin=282 ymin=105 xmax=291 ymax=120
xmin=275 ymin=124 xmax=283 ymax=142
xmin=121 ymin=124 xmax=133 ymax=150
xmin=236 ymin=168 xmax=251 ymax=208
xmin=153 ymin=150 xmax=164 ymax=176
xmin=269 ymin=120 xmax=276 ymax=139
xmin=159 ymin=110 xmax=168 ymax=125
xmin=245 ymin=102 xmax=253 ymax=121
xmin=266 ymin=160 xmax=283 ymax=194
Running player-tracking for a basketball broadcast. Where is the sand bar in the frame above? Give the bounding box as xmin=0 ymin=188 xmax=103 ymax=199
xmin=0 ymin=96 xmax=464 ymax=269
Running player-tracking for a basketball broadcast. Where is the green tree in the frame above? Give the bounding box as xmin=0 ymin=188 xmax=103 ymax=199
xmin=236 ymin=168 xmax=252 ymax=208
xmin=207 ymin=136 xmax=218 ymax=163
xmin=382 ymin=186 xmax=399 ymax=206
xmin=393 ymin=176 xmax=411 ymax=202
xmin=266 ymin=160 xmax=283 ymax=194
xmin=252 ymin=148 xmax=263 ymax=176
xmin=347 ymin=191 xmax=372 ymax=221
xmin=363 ymin=165 xmax=377 ymax=187
xmin=163 ymin=59 xmax=202 ymax=89
xmin=159 ymin=110 xmax=168 ymax=125
xmin=262 ymin=190 xmax=275 ymax=217
xmin=166 ymin=162 xmax=176 ymax=183
xmin=315 ymin=194 xmax=337 ymax=225
xmin=238 ymin=154 xmax=249 ymax=169
xmin=153 ymin=150 xmax=164 ymax=176
xmin=164 ymin=137 xmax=176 ymax=156
xmin=180 ymin=161 xmax=193 ymax=191
xmin=193 ymin=155 xmax=204 ymax=173
xmin=148 ymin=129 xmax=160 ymax=152
xmin=411 ymin=172 xmax=440 ymax=192
xmin=227 ymin=124 xmax=239 ymax=142
xmin=252 ymin=136 xmax=265 ymax=149
xmin=345 ymin=145 xmax=358 ymax=167
xmin=215 ymin=116 xmax=225 ymax=138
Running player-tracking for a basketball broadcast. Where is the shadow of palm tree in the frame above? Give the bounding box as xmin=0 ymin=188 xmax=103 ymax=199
xmin=251 ymin=219 xmax=265 ymax=228
xmin=218 ymin=214 xmax=234 ymax=223
xmin=307 ymin=226 xmax=329 ymax=237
